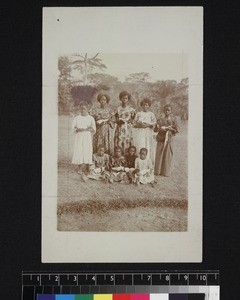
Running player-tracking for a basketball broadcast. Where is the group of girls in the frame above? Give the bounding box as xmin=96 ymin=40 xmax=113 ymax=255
xmin=72 ymin=91 xmax=179 ymax=186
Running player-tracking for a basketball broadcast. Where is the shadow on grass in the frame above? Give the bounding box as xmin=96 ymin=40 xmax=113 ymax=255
xmin=58 ymin=198 xmax=188 ymax=215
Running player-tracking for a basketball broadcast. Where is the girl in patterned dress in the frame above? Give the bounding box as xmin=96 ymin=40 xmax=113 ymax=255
xmin=91 ymin=94 xmax=115 ymax=155
xmin=114 ymin=91 xmax=135 ymax=154
xmin=87 ymin=145 xmax=110 ymax=181
xmin=72 ymin=101 xmax=96 ymax=178
xmin=109 ymin=146 xmax=128 ymax=183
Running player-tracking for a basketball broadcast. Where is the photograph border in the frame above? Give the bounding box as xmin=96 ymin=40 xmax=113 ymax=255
xmin=42 ymin=6 xmax=203 ymax=262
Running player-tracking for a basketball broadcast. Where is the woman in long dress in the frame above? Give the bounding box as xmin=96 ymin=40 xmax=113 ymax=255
xmin=114 ymin=91 xmax=135 ymax=154
xmin=91 ymin=94 xmax=115 ymax=155
xmin=154 ymin=104 xmax=179 ymax=177
xmin=72 ymin=101 xmax=96 ymax=176
xmin=133 ymin=98 xmax=156 ymax=163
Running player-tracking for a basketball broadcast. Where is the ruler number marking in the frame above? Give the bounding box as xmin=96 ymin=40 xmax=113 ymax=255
xmin=200 ymin=275 xmax=206 ymax=281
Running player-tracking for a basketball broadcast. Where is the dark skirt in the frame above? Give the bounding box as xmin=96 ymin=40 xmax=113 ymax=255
xmin=154 ymin=140 xmax=174 ymax=176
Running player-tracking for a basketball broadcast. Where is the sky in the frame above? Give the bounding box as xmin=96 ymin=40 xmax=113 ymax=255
xmin=70 ymin=53 xmax=188 ymax=83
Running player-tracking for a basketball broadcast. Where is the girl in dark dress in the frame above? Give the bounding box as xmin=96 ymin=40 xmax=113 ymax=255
xmin=125 ymin=145 xmax=138 ymax=183
xmin=125 ymin=146 xmax=138 ymax=169
xmin=154 ymin=104 xmax=179 ymax=177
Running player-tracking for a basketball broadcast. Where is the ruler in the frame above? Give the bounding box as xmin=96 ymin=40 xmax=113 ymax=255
xmin=22 ymin=271 xmax=219 ymax=300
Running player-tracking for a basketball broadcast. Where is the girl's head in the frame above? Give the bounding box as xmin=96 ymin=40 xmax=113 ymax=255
xmin=119 ymin=91 xmax=131 ymax=106
xmin=128 ymin=146 xmax=137 ymax=156
xmin=97 ymin=94 xmax=110 ymax=107
xmin=79 ymin=101 xmax=89 ymax=116
xmin=114 ymin=146 xmax=123 ymax=158
xmin=139 ymin=148 xmax=148 ymax=160
xmin=97 ymin=145 xmax=105 ymax=156
xmin=140 ymin=98 xmax=151 ymax=112
xmin=164 ymin=104 xmax=172 ymax=116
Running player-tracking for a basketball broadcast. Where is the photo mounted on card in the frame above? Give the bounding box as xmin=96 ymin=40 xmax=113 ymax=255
xmin=42 ymin=7 xmax=203 ymax=262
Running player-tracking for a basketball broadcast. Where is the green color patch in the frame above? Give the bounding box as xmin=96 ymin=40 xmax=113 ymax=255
xmin=75 ymin=295 xmax=94 ymax=300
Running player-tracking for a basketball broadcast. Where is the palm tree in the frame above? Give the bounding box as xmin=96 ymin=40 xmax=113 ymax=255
xmin=71 ymin=53 xmax=107 ymax=85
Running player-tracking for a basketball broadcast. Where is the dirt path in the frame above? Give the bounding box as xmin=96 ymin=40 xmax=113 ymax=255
xmin=58 ymin=205 xmax=187 ymax=232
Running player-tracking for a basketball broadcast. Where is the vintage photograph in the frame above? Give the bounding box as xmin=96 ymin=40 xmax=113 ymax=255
xmin=57 ymin=53 xmax=188 ymax=232
xmin=42 ymin=7 xmax=202 ymax=262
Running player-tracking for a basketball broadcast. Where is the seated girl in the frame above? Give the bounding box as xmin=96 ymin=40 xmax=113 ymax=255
xmin=109 ymin=146 xmax=128 ymax=183
xmin=134 ymin=148 xmax=155 ymax=186
xmin=125 ymin=145 xmax=138 ymax=183
xmin=87 ymin=145 xmax=110 ymax=181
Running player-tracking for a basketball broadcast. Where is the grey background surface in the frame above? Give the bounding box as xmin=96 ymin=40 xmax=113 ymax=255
xmin=0 ymin=0 xmax=239 ymax=299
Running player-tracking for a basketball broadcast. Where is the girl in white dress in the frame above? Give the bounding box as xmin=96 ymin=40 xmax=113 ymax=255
xmin=133 ymin=98 xmax=156 ymax=164
xmin=135 ymin=148 xmax=155 ymax=186
xmin=72 ymin=101 xmax=96 ymax=176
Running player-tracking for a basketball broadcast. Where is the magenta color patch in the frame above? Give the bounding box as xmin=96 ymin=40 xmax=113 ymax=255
xmin=131 ymin=294 xmax=150 ymax=300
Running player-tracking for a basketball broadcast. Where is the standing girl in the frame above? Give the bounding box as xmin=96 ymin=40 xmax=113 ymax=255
xmin=114 ymin=91 xmax=135 ymax=154
xmin=91 ymin=94 xmax=115 ymax=155
xmin=154 ymin=104 xmax=179 ymax=177
xmin=133 ymin=98 xmax=156 ymax=163
xmin=72 ymin=101 xmax=96 ymax=177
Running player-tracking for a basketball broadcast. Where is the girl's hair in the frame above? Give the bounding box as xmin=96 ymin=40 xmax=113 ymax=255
xmin=128 ymin=145 xmax=137 ymax=152
xmin=140 ymin=147 xmax=148 ymax=154
xmin=97 ymin=93 xmax=110 ymax=103
xmin=140 ymin=98 xmax=152 ymax=107
xmin=164 ymin=104 xmax=172 ymax=110
xmin=114 ymin=146 xmax=123 ymax=153
xmin=79 ymin=101 xmax=89 ymax=108
xmin=98 ymin=144 xmax=105 ymax=151
xmin=119 ymin=91 xmax=131 ymax=101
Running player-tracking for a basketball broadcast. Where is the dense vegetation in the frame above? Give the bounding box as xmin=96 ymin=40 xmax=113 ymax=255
xmin=58 ymin=54 xmax=188 ymax=118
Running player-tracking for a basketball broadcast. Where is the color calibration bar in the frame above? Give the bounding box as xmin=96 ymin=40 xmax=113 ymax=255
xmin=22 ymin=272 xmax=219 ymax=300
xmin=37 ymin=293 xmax=220 ymax=300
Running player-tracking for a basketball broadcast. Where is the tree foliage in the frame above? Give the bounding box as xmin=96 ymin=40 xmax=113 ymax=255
xmin=70 ymin=53 xmax=107 ymax=85
xmin=88 ymin=73 xmax=121 ymax=87
xmin=58 ymin=56 xmax=73 ymax=114
xmin=125 ymin=72 xmax=151 ymax=83
xmin=58 ymin=55 xmax=188 ymax=117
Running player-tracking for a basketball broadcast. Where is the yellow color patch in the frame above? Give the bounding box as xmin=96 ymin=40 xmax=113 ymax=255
xmin=93 ymin=295 xmax=112 ymax=300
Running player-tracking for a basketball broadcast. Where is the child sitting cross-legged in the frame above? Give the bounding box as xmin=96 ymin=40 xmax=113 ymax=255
xmin=109 ymin=146 xmax=129 ymax=183
xmin=134 ymin=148 xmax=155 ymax=187
xmin=124 ymin=145 xmax=138 ymax=183
xmin=87 ymin=145 xmax=110 ymax=181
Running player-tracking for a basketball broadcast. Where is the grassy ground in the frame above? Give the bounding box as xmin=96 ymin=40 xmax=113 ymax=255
xmin=57 ymin=115 xmax=188 ymax=231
